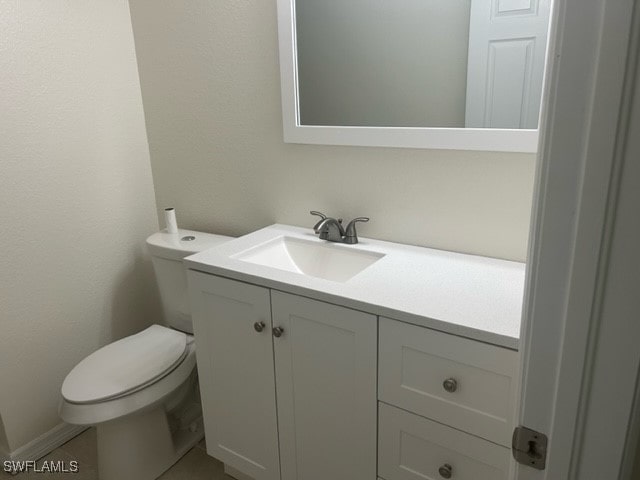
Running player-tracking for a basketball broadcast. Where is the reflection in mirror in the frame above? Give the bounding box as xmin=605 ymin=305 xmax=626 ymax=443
xmin=294 ymin=0 xmax=551 ymax=129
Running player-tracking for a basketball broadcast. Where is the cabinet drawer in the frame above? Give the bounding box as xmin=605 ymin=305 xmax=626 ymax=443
xmin=378 ymin=317 xmax=518 ymax=446
xmin=378 ymin=403 xmax=511 ymax=480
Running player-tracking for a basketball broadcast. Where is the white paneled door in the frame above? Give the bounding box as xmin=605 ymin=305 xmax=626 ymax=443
xmin=271 ymin=291 xmax=377 ymax=480
xmin=465 ymin=0 xmax=551 ymax=128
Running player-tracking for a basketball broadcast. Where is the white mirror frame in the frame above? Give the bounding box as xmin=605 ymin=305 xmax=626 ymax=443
xmin=276 ymin=0 xmax=540 ymax=153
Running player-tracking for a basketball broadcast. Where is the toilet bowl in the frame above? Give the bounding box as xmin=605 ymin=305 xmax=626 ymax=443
xmin=59 ymin=229 xmax=230 ymax=480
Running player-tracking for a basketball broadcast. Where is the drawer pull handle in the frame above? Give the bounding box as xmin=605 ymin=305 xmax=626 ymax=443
xmin=273 ymin=326 xmax=284 ymax=338
xmin=443 ymin=378 xmax=458 ymax=393
xmin=254 ymin=321 xmax=266 ymax=333
xmin=438 ymin=463 xmax=453 ymax=479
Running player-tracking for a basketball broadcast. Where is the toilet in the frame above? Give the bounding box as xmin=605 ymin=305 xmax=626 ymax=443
xmin=59 ymin=229 xmax=230 ymax=480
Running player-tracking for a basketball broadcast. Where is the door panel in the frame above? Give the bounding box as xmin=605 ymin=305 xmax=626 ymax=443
xmin=465 ymin=0 xmax=550 ymax=128
xmin=496 ymin=0 xmax=535 ymax=15
xmin=271 ymin=291 xmax=377 ymax=480
xmin=187 ymin=272 xmax=280 ymax=480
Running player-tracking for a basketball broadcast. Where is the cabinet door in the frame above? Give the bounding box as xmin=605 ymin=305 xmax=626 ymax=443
xmin=271 ymin=291 xmax=377 ymax=480
xmin=187 ymin=272 xmax=280 ymax=480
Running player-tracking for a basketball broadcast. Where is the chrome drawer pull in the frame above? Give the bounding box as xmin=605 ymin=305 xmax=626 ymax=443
xmin=438 ymin=463 xmax=453 ymax=478
xmin=443 ymin=378 xmax=458 ymax=393
xmin=254 ymin=321 xmax=266 ymax=333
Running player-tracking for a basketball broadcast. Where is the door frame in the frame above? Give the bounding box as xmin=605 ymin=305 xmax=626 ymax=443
xmin=516 ymin=0 xmax=640 ymax=478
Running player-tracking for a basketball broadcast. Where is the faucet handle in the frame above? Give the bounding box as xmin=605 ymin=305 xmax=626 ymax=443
xmin=346 ymin=217 xmax=369 ymax=229
xmin=310 ymin=211 xmax=327 ymax=234
xmin=310 ymin=211 xmax=327 ymax=220
xmin=344 ymin=217 xmax=369 ymax=244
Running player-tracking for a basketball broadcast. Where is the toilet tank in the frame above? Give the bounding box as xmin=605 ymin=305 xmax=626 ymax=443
xmin=146 ymin=229 xmax=231 ymax=334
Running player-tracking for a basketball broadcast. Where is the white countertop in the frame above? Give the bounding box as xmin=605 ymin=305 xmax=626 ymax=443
xmin=185 ymin=224 xmax=526 ymax=350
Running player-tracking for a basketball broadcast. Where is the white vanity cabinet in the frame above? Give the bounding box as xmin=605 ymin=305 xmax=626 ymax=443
xmin=188 ymin=271 xmax=377 ymax=480
xmin=185 ymin=224 xmax=524 ymax=480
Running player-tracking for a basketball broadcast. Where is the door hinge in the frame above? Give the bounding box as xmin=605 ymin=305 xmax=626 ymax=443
xmin=512 ymin=425 xmax=548 ymax=470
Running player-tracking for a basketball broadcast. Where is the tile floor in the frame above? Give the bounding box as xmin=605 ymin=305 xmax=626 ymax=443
xmin=0 ymin=428 xmax=234 ymax=479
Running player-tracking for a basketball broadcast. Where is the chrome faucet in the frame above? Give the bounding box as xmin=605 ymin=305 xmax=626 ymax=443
xmin=310 ymin=211 xmax=369 ymax=244
xmin=315 ymin=217 xmax=345 ymax=242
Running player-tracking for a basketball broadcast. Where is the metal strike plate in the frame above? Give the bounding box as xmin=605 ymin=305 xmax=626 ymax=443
xmin=512 ymin=426 xmax=548 ymax=470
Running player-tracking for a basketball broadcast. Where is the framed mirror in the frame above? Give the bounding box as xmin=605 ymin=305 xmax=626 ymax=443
xmin=276 ymin=0 xmax=552 ymax=152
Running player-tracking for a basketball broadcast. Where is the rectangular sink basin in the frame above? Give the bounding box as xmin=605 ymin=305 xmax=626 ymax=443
xmin=232 ymin=236 xmax=385 ymax=282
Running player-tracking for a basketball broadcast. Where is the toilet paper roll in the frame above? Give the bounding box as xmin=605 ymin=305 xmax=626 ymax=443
xmin=164 ymin=208 xmax=178 ymax=234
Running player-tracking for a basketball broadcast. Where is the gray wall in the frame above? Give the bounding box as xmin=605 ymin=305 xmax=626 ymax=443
xmin=296 ymin=0 xmax=471 ymax=127
xmin=128 ymin=0 xmax=536 ymax=262
xmin=0 ymin=0 xmax=159 ymax=452
xmin=0 ymin=417 xmax=8 ymax=458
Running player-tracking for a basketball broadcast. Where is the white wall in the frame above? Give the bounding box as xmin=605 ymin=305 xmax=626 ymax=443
xmin=128 ymin=0 xmax=535 ymax=263
xmin=0 ymin=0 xmax=159 ymax=453
xmin=295 ymin=0 xmax=471 ymax=127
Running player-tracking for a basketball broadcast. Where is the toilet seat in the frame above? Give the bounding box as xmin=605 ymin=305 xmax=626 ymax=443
xmin=59 ymin=340 xmax=197 ymax=426
xmin=62 ymin=325 xmax=191 ymax=404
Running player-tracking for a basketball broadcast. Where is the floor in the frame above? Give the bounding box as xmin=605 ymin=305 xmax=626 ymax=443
xmin=0 ymin=428 xmax=234 ymax=480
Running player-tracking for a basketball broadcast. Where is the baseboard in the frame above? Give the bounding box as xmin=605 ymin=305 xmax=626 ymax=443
xmin=224 ymin=464 xmax=255 ymax=480
xmin=4 ymin=423 xmax=87 ymax=462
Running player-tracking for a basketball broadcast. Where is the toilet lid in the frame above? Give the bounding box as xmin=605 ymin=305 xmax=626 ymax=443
xmin=62 ymin=325 xmax=189 ymax=404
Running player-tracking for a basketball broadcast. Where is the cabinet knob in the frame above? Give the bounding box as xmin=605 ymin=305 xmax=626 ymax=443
xmin=443 ymin=378 xmax=458 ymax=393
xmin=272 ymin=326 xmax=284 ymax=338
xmin=438 ymin=463 xmax=453 ymax=479
xmin=254 ymin=321 xmax=266 ymax=333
